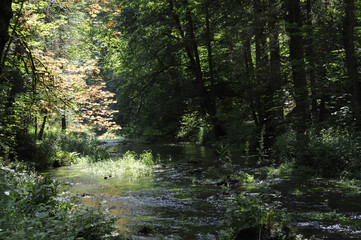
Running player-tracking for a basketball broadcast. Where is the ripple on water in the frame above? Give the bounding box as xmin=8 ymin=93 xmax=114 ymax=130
xmin=294 ymin=221 xmax=361 ymax=239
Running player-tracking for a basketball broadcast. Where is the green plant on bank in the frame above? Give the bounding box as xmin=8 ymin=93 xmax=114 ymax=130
xmin=221 ymin=193 xmax=303 ymax=240
xmin=272 ymin=127 xmax=361 ymax=178
xmin=56 ymin=132 xmax=111 ymax=161
xmin=307 ymin=128 xmax=361 ymax=177
xmin=336 ymin=178 xmax=361 ymax=194
xmin=297 ymin=211 xmax=348 ymax=224
xmin=9 ymin=129 xmax=111 ymax=170
xmin=77 ymin=150 xmax=158 ymax=179
xmin=216 ymin=143 xmax=232 ymax=163
xmin=271 ymin=162 xmax=319 ymax=179
xmin=0 ymin=161 xmax=128 ymax=240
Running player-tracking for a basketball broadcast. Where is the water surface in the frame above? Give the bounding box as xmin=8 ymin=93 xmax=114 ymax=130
xmin=49 ymin=141 xmax=361 ymax=239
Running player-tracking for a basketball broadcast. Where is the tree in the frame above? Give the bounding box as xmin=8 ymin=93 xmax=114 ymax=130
xmin=0 ymin=0 xmax=12 ymax=65
xmin=286 ymin=0 xmax=310 ymax=140
xmin=0 ymin=0 xmax=121 ymax=140
xmin=168 ymin=0 xmax=226 ymax=137
xmin=342 ymin=0 xmax=361 ymax=127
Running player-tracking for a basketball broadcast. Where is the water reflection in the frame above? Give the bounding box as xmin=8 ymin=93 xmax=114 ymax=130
xmin=49 ymin=143 xmax=225 ymax=239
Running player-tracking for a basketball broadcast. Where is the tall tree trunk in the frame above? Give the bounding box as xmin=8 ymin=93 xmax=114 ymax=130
xmin=204 ymin=6 xmax=225 ymax=137
xmin=0 ymin=0 xmax=13 ymax=69
xmin=254 ymin=0 xmax=268 ymax=127
xmin=305 ymin=0 xmax=319 ymax=123
xmin=244 ymin=38 xmax=260 ymax=126
xmin=61 ymin=105 xmax=67 ymax=131
xmin=252 ymin=0 xmax=283 ymax=152
xmin=38 ymin=115 xmax=47 ymax=140
xmin=342 ymin=0 xmax=361 ymax=127
xmin=286 ymin=0 xmax=310 ymax=138
xmin=205 ymin=7 xmax=215 ymax=93
xmin=266 ymin=0 xmax=284 ymax=148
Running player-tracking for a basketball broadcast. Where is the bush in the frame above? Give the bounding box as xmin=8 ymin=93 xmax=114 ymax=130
xmin=272 ymin=128 xmax=297 ymax=162
xmin=56 ymin=132 xmax=110 ymax=161
xmin=0 ymin=161 xmax=127 ymax=240
xmin=272 ymin=127 xmax=361 ymax=178
xmin=226 ymin=122 xmax=258 ymax=147
xmin=221 ymin=193 xmax=302 ymax=240
xmin=14 ymin=131 xmax=56 ymax=170
xmin=307 ymin=128 xmax=361 ymax=177
xmin=16 ymin=131 xmax=111 ymax=169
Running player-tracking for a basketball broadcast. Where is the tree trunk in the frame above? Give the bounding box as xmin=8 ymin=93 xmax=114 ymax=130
xmin=255 ymin=0 xmax=281 ymax=150
xmin=0 ymin=0 xmax=13 ymax=68
xmin=204 ymin=6 xmax=225 ymax=137
xmin=38 ymin=115 xmax=47 ymax=140
xmin=342 ymin=0 xmax=361 ymax=127
xmin=254 ymin=0 xmax=268 ymax=127
xmin=254 ymin=0 xmax=267 ymax=128
xmin=34 ymin=116 xmax=38 ymax=138
xmin=244 ymin=38 xmax=260 ymax=126
xmin=266 ymin=0 xmax=284 ymax=148
xmin=205 ymin=7 xmax=215 ymax=94
xmin=61 ymin=114 xmax=66 ymax=131
xmin=286 ymin=0 xmax=310 ymax=138
xmin=305 ymin=0 xmax=320 ymax=123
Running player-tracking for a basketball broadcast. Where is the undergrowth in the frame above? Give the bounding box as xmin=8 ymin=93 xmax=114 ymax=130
xmin=13 ymin=130 xmax=110 ymax=170
xmin=220 ymin=193 xmax=303 ymax=240
xmin=273 ymin=127 xmax=361 ymax=178
xmin=0 ymin=161 xmax=128 ymax=240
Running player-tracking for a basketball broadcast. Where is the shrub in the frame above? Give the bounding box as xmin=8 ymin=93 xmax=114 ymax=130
xmin=0 ymin=161 xmax=127 ymax=240
xmin=57 ymin=132 xmax=110 ymax=161
xmin=272 ymin=127 xmax=361 ymax=178
xmin=21 ymin=131 xmax=111 ymax=169
xmin=221 ymin=193 xmax=302 ymax=240
xmin=272 ymin=128 xmax=297 ymax=162
xmin=226 ymin=122 xmax=258 ymax=147
xmin=13 ymin=131 xmax=56 ymax=170
xmin=307 ymin=128 xmax=361 ymax=177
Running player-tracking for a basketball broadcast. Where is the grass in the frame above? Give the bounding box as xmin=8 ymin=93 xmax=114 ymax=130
xmin=76 ymin=150 xmax=158 ymax=180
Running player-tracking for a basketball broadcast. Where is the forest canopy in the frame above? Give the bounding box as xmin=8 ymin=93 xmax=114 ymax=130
xmin=1 ymin=0 xmax=361 ymax=176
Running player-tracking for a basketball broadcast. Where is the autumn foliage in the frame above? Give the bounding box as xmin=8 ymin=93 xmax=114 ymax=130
xmin=11 ymin=0 xmax=121 ymax=135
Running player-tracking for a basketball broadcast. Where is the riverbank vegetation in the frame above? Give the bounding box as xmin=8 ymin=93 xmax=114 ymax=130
xmin=0 ymin=162 xmax=127 ymax=240
xmin=1 ymin=0 xmax=361 ymax=239
xmin=77 ymin=150 xmax=158 ymax=179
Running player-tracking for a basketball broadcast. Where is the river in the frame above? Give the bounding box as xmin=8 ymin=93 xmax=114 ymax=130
xmin=48 ymin=141 xmax=361 ymax=239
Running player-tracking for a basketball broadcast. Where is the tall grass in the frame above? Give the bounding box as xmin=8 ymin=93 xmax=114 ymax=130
xmin=77 ymin=150 xmax=158 ymax=180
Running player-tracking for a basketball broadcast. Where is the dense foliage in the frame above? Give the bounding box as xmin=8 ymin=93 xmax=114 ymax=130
xmin=220 ymin=193 xmax=302 ymax=240
xmin=0 ymin=162 xmax=126 ymax=240
xmin=99 ymin=0 xmax=361 ymax=177
xmin=1 ymin=0 xmax=361 ymax=174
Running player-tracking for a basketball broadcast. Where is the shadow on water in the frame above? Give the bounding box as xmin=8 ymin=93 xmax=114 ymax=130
xmin=49 ymin=141 xmax=361 ymax=239
xmin=268 ymin=177 xmax=361 ymax=240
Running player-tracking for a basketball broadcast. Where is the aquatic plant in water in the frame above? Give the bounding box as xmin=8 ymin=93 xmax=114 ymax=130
xmin=221 ymin=193 xmax=303 ymax=240
xmin=77 ymin=150 xmax=158 ymax=179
